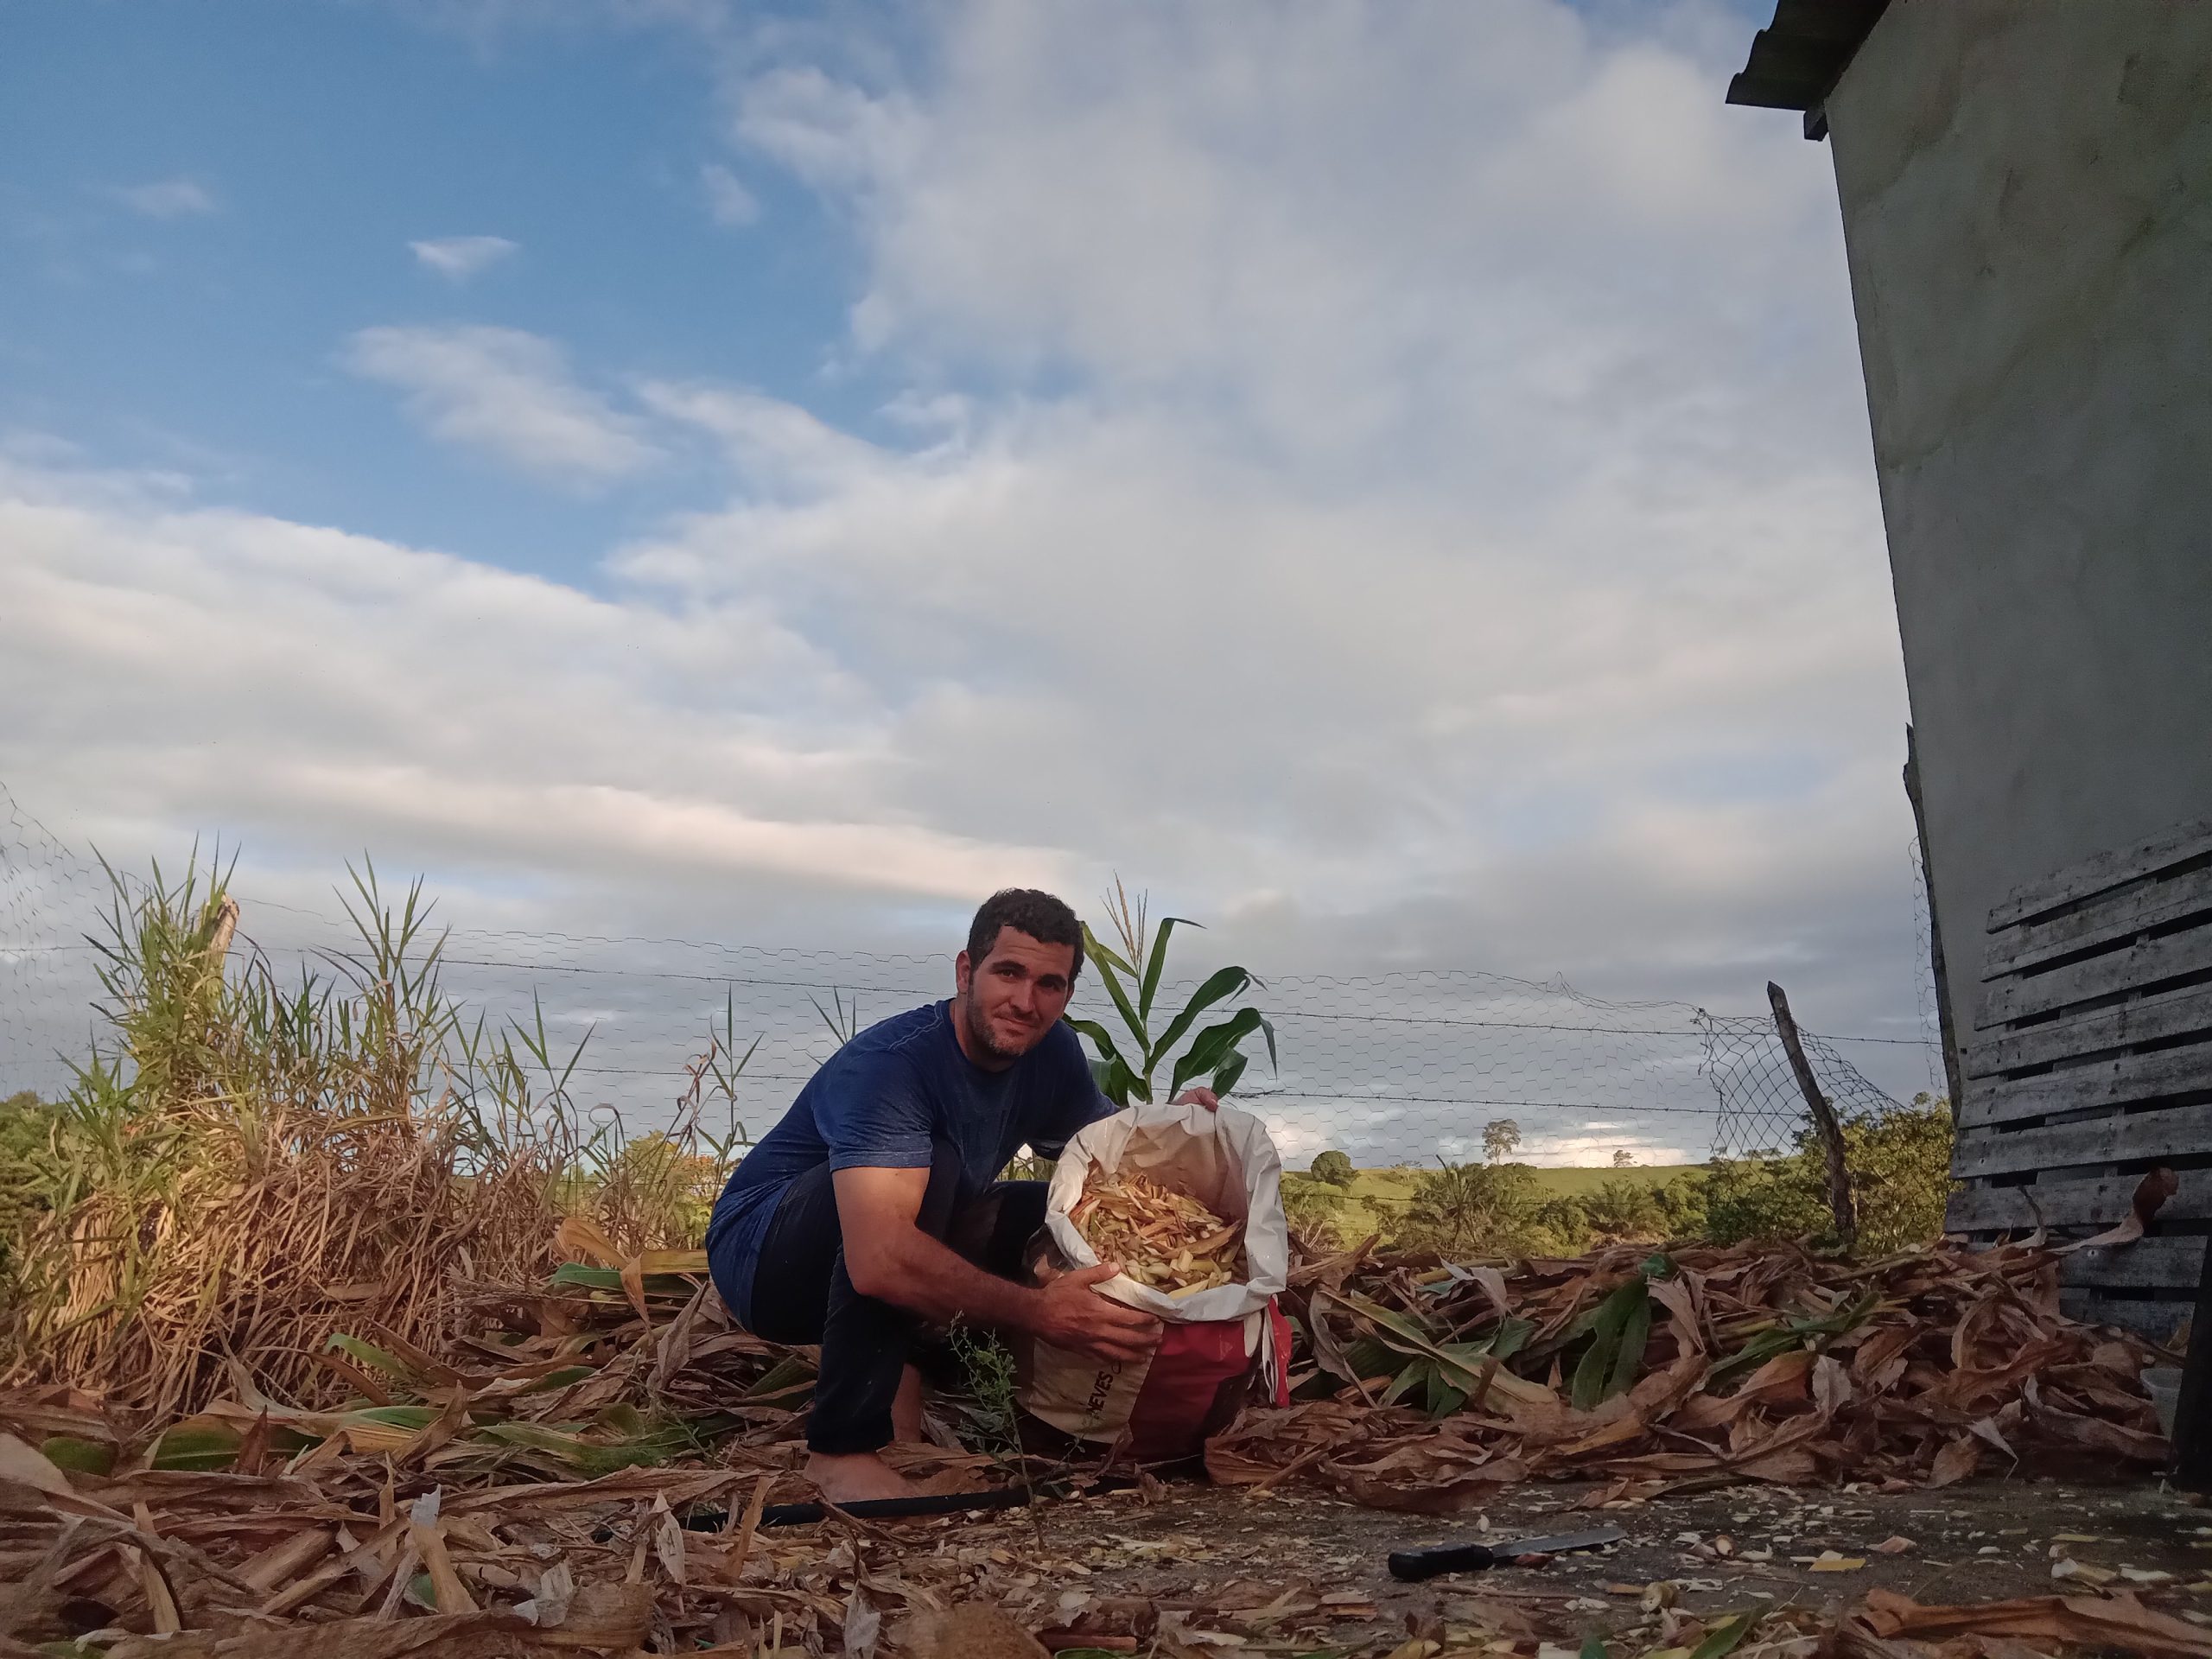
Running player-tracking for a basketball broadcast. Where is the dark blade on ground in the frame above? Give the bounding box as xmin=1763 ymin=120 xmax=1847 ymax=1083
xmin=1388 ymin=1524 xmax=1625 ymax=1581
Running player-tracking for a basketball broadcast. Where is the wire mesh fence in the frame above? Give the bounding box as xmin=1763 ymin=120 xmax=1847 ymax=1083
xmin=0 ymin=777 xmax=1933 ymax=1169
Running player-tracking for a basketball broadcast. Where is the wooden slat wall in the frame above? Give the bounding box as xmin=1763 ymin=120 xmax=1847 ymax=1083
xmin=1948 ymin=816 xmax=2212 ymax=1339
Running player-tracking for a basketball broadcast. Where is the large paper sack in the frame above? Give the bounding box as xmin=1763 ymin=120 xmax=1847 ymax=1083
xmin=1016 ymin=1101 xmax=1291 ymax=1462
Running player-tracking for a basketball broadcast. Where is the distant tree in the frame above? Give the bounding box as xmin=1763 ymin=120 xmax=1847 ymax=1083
xmin=1309 ymin=1149 xmax=1356 ymax=1187
xmin=1581 ymin=1178 xmax=1667 ymax=1242
xmin=1399 ymin=1160 xmax=1544 ymax=1257
xmin=1480 ymin=1118 xmax=1522 ymax=1164
xmin=1612 ymin=1147 xmax=1636 ymax=1168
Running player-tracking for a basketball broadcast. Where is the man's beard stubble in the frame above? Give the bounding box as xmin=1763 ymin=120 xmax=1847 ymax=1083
xmin=963 ymin=993 xmax=1027 ymax=1065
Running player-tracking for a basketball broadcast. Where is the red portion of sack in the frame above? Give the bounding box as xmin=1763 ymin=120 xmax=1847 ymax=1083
xmin=1118 ymin=1297 xmax=1294 ymax=1464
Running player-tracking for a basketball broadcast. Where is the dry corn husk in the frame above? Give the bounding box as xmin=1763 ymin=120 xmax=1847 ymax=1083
xmin=1069 ymin=1172 xmax=1246 ymax=1295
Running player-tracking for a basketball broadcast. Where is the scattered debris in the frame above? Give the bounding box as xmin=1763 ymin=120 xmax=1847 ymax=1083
xmin=0 ymin=1226 xmax=2190 ymax=1656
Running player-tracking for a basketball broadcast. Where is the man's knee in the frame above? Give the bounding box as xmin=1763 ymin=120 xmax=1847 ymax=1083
xmin=914 ymin=1140 xmax=966 ymax=1240
xmin=944 ymin=1179 xmax=1048 ymax=1274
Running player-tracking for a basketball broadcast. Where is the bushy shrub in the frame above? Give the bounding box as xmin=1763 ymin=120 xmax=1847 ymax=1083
xmin=1280 ymin=1173 xmax=1348 ymax=1249
xmin=1662 ymin=1097 xmax=1955 ymax=1255
xmin=0 ymin=1091 xmax=58 ymax=1274
xmin=1309 ymin=1149 xmax=1355 ymax=1187
xmin=1395 ymin=1160 xmax=1567 ymax=1257
xmin=1580 ymin=1177 xmax=1669 ymax=1242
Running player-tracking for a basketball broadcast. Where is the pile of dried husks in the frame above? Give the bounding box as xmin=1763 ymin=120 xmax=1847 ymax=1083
xmin=1213 ymin=1231 xmax=2171 ymax=1510
xmin=0 ymin=1222 xmax=2183 ymax=1658
xmin=1070 ymin=1173 xmax=1246 ymax=1295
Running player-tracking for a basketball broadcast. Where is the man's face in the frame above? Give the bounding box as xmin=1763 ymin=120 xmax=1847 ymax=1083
xmin=956 ymin=926 xmax=1077 ymax=1064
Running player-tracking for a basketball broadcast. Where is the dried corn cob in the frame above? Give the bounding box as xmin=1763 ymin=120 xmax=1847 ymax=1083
xmin=1070 ymin=1171 xmax=1245 ymax=1294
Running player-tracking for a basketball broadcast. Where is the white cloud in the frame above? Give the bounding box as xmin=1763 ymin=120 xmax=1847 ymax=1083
xmin=700 ymin=162 xmax=761 ymax=227
xmin=0 ymin=454 xmax=1051 ymax=909
xmin=410 ymin=234 xmax=519 ymax=280
xmin=1 ymin=2 xmax=1942 ymax=1151
xmin=108 ymin=179 xmax=217 ymax=219
xmin=639 ymin=381 xmax=893 ymax=495
xmin=343 ymin=324 xmax=661 ymax=485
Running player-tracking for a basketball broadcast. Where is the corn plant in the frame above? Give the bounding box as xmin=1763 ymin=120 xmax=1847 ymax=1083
xmin=1069 ymin=880 xmax=1275 ymax=1107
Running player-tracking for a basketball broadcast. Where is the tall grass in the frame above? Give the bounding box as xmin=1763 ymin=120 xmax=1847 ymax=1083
xmin=0 ymin=855 xmax=753 ymax=1420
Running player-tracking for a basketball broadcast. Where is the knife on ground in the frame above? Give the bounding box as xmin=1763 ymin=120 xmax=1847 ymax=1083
xmin=1387 ymin=1524 xmax=1625 ymax=1581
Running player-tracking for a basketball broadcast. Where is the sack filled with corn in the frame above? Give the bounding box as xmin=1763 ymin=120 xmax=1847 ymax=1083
xmin=1016 ymin=1101 xmax=1291 ymax=1465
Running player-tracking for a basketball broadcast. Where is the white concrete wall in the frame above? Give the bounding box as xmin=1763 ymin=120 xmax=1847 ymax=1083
xmin=1824 ymin=0 xmax=2212 ymax=1057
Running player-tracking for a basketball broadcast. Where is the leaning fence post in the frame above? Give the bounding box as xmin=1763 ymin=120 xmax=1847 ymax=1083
xmin=1766 ymin=981 xmax=1857 ymax=1251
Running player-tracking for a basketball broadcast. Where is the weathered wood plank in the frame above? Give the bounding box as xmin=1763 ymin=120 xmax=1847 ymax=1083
xmin=1979 ymin=924 xmax=2212 ymax=1027
xmin=1953 ymin=1102 xmax=2212 ymax=1179
xmin=1983 ymin=864 xmax=2212 ymax=981
xmin=2057 ymin=1233 xmax=2207 ymax=1292
xmin=2057 ymin=1287 xmax=2190 ymax=1344
xmin=1948 ymin=1169 xmax=2212 ymax=1234
xmin=1988 ymin=817 xmax=2212 ymax=933
xmin=1959 ymin=1047 xmax=2212 ymax=1129
xmin=1963 ymin=982 xmax=2212 ymax=1077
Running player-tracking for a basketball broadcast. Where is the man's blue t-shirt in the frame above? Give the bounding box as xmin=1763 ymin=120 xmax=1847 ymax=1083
xmin=704 ymin=1001 xmax=1110 ymax=1327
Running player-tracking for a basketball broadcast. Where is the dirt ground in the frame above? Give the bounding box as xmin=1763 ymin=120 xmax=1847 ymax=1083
xmin=996 ymin=1474 xmax=2212 ymax=1647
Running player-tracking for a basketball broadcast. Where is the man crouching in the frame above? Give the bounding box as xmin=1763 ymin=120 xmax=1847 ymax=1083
xmin=704 ymin=887 xmax=1217 ymax=1503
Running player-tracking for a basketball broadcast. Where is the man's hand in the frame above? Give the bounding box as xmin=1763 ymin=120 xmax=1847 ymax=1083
xmin=1031 ymin=1262 xmax=1161 ymax=1365
xmin=1172 ymin=1086 xmax=1221 ymax=1111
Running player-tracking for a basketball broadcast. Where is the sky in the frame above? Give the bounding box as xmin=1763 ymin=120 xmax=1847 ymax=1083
xmin=0 ymin=0 xmax=1931 ymax=1160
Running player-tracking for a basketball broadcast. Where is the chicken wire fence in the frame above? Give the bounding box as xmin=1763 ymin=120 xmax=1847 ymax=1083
xmin=1 ymin=779 xmax=1932 ymax=1169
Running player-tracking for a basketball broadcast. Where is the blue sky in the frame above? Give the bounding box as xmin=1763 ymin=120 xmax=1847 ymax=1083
xmin=0 ymin=0 xmax=1926 ymax=1158
xmin=3 ymin=1 xmax=881 ymax=576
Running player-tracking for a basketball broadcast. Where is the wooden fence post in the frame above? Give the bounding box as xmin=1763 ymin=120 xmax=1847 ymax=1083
xmin=1767 ymin=981 xmax=1858 ymax=1251
xmin=1904 ymin=725 xmax=1966 ymax=1122
xmin=2176 ymin=1236 xmax=2212 ymax=1490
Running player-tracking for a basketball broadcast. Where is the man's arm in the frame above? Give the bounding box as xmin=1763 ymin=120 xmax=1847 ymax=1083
xmin=832 ymin=1166 xmax=1160 ymax=1364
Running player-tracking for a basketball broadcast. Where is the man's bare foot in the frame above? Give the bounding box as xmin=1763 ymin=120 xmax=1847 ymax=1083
xmin=807 ymin=1450 xmax=925 ymax=1505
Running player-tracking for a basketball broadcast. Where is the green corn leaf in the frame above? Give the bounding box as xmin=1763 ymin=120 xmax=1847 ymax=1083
xmin=1092 ymin=953 xmax=1150 ymax=1053
xmin=340 ymin=1405 xmax=438 ymax=1430
xmin=1424 ymin=1367 xmax=1468 ymax=1419
xmin=39 ymin=1436 xmax=116 ymax=1476
xmin=1580 ymin=1635 xmax=1609 ymax=1659
xmin=1169 ymin=1006 xmax=1274 ymax=1096
xmin=522 ymin=1365 xmax=596 ymax=1393
xmin=744 ymin=1353 xmax=818 ymax=1402
xmin=1078 ymin=921 xmax=1135 ymax=978
xmin=1066 ymin=1015 xmax=1131 ymax=1070
xmin=1109 ymin=1056 xmax=1147 ymax=1104
xmin=1378 ymin=1357 xmax=1432 ymax=1407
xmin=1148 ymin=967 xmax=1253 ymax=1072
xmin=151 ymin=1421 xmax=242 ymax=1471
xmin=1688 ymin=1613 xmax=1758 ymax=1659
xmin=1570 ymin=1276 xmax=1649 ymax=1410
xmin=1488 ymin=1317 xmax=1535 ymax=1362
xmin=326 ymin=1332 xmax=418 ymax=1382
xmin=1608 ymin=1294 xmax=1653 ymax=1401
xmin=1342 ymin=1335 xmax=1397 ymax=1378
xmin=1707 ymin=1292 xmax=1877 ymax=1388
xmin=1332 ymin=1293 xmax=1488 ymax=1394
xmin=547 ymin=1264 xmax=625 ymax=1290
xmin=1068 ymin=1019 xmax=1145 ymax=1104
xmin=1211 ymin=1050 xmax=1249 ymax=1096
xmin=1139 ymin=916 xmax=1199 ymax=1020
xmin=1569 ymin=1337 xmax=1611 ymax=1412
